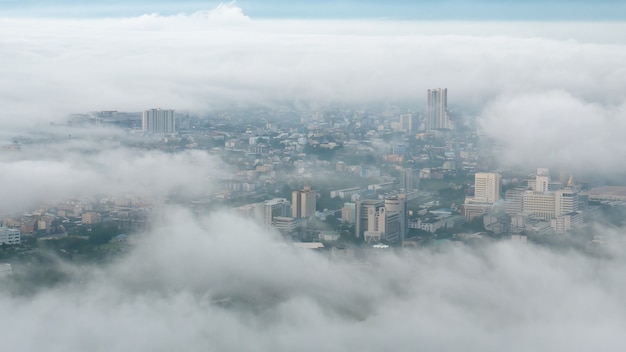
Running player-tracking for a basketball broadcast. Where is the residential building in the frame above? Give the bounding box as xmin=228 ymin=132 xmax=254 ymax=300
xmin=427 ymin=88 xmax=452 ymax=131
xmin=142 ymin=109 xmax=175 ymax=134
xmin=0 ymin=227 xmax=20 ymax=245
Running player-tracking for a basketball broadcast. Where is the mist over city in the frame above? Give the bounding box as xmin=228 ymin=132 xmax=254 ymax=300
xmin=1 ymin=1 xmax=626 ymax=351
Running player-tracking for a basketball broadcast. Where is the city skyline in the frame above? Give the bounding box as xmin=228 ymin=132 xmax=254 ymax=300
xmin=1 ymin=1 xmax=626 ymax=352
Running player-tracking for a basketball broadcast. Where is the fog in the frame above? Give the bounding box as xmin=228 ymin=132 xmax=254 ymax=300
xmin=478 ymin=91 xmax=626 ymax=172
xmin=0 ymin=127 xmax=227 ymax=212
xmin=2 ymin=208 xmax=626 ymax=351
xmin=1 ymin=4 xmax=625 ymax=127
xmin=1 ymin=3 xmax=626 ymax=350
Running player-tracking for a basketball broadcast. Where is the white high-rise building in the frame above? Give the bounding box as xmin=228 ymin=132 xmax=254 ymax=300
xmin=142 ymin=109 xmax=176 ymax=134
xmin=427 ymin=88 xmax=451 ymax=131
xmin=554 ymin=189 xmax=578 ymax=217
xmin=473 ymin=172 xmax=501 ymax=203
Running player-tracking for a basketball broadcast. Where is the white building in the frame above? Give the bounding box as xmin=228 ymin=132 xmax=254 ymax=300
xmin=0 ymin=227 xmax=20 ymax=245
xmin=142 ymin=109 xmax=175 ymax=134
xmin=473 ymin=172 xmax=500 ymax=203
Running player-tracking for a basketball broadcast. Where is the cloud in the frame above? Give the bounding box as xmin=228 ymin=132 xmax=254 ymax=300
xmin=0 ymin=127 xmax=228 ymax=212
xmin=477 ymin=91 xmax=626 ymax=172
xmin=190 ymin=1 xmax=251 ymax=23
xmin=1 ymin=6 xmax=626 ymax=350
xmin=0 ymin=5 xmax=625 ymax=127
xmin=2 ymin=207 xmax=626 ymax=351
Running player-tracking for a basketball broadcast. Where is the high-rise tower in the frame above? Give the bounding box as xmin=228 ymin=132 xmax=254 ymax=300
xmin=427 ymin=88 xmax=451 ymax=131
xmin=291 ymin=185 xmax=316 ymax=219
xmin=142 ymin=109 xmax=176 ymax=134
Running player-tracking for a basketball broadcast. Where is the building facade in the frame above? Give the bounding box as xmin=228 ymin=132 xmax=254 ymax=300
xmin=142 ymin=109 xmax=176 ymax=134
xmin=292 ymin=186 xmax=316 ymax=219
xmin=427 ymin=88 xmax=451 ymax=131
xmin=0 ymin=227 xmax=20 ymax=245
xmin=473 ymin=172 xmax=501 ymax=203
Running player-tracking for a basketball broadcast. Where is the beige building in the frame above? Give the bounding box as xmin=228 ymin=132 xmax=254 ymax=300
xmin=292 ymin=186 xmax=316 ymax=219
xmin=82 ymin=212 xmax=102 ymax=225
xmin=472 ymin=172 xmax=501 ymax=203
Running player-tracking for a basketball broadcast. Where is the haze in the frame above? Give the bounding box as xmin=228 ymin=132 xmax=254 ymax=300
xmin=1 ymin=1 xmax=626 ymax=351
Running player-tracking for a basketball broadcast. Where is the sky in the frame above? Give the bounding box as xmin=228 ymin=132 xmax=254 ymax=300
xmin=1 ymin=2 xmax=626 ymax=351
xmin=1 ymin=0 xmax=625 ymax=20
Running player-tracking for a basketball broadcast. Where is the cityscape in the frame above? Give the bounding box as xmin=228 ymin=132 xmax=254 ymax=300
xmin=1 ymin=1 xmax=626 ymax=351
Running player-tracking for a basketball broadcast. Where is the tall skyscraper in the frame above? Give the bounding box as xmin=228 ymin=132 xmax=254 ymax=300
xmin=142 ymin=109 xmax=176 ymax=134
xmin=292 ymin=185 xmax=316 ymax=219
xmin=427 ymin=88 xmax=451 ymax=131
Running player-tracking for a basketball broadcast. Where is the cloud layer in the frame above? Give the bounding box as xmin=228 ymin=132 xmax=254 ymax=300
xmin=478 ymin=91 xmax=626 ymax=172
xmin=1 ymin=5 xmax=625 ymax=127
xmin=0 ymin=126 xmax=226 ymax=212
xmin=2 ymin=208 xmax=626 ymax=351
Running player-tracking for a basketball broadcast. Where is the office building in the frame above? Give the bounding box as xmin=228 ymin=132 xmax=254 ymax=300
xmin=355 ymin=199 xmax=384 ymax=238
xmin=427 ymin=88 xmax=452 ymax=131
xmin=292 ymin=186 xmax=316 ymax=219
xmin=522 ymin=191 xmax=555 ymax=220
xmin=355 ymin=197 xmax=405 ymax=243
xmin=142 ymin=109 xmax=176 ymax=134
xmin=473 ymin=172 xmax=501 ymax=203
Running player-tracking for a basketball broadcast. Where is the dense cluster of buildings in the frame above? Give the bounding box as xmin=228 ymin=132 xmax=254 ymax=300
xmin=460 ymin=168 xmax=585 ymax=235
xmin=5 ymin=89 xmax=618 ymax=250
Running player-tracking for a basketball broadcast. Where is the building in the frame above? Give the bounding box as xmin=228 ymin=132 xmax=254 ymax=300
xmin=0 ymin=227 xmax=20 ymax=245
xmin=384 ymin=195 xmax=407 ymax=242
xmin=504 ymin=187 xmax=525 ymax=215
xmin=259 ymin=198 xmax=291 ymax=226
xmin=463 ymin=172 xmax=500 ymax=221
xmin=82 ymin=212 xmax=102 ymax=225
xmin=532 ymin=168 xmax=562 ymax=192
xmin=355 ymin=197 xmax=405 ymax=243
xmin=427 ymin=88 xmax=452 ymax=131
xmin=473 ymin=172 xmax=501 ymax=203
xmin=292 ymin=186 xmax=316 ymax=219
xmin=522 ymin=191 xmax=556 ymax=220
xmin=142 ymin=109 xmax=175 ymax=134
xmin=398 ymin=113 xmax=418 ymax=133
xmin=272 ymin=216 xmax=299 ymax=233
xmin=399 ymin=168 xmax=417 ymax=191
xmin=554 ymin=189 xmax=578 ymax=217
xmin=355 ymin=199 xmax=384 ymax=238
xmin=341 ymin=202 xmax=356 ymax=224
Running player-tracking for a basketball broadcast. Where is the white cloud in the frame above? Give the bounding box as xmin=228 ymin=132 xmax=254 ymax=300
xmin=190 ymin=1 xmax=251 ymax=23
xmin=478 ymin=91 xmax=626 ymax=172
xmin=0 ymin=5 xmax=625 ymax=127
xmin=0 ymin=128 xmax=228 ymax=212
xmin=2 ymin=208 xmax=626 ymax=351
